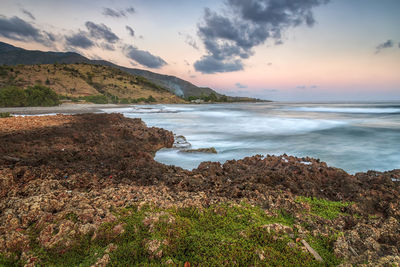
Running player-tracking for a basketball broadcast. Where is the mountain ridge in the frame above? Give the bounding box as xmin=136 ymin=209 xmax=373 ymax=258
xmin=0 ymin=41 xmax=256 ymax=100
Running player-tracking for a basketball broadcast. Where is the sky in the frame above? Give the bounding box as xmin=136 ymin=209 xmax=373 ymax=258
xmin=0 ymin=0 xmax=399 ymax=101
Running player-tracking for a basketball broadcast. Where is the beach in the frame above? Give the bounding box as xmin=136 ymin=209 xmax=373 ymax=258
xmin=0 ymin=103 xmax=132 ymax=115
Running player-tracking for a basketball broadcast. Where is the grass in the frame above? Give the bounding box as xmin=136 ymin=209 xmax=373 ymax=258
xmin=295 ymin=196 xmax=352 ymax=220
xmin=2 ymin=202 xmax=341 ymax=266
xmin=0 ymin=253 xmax=22 ymax=267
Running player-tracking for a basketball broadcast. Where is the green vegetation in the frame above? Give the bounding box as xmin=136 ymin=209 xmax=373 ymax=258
xmin=0 ymin=253 xmax=22 ymax=267
xmin=296 ymin=196 xmax=351 ymax=220
xmin=59 ymin=94 xmax=157 ymax=104
xmin=3 ymin=203 xmax=341 ymax=266
xmin=135 ymin=76 xmax=169 ymax=93
xmin=0 ymin=112 xmax=11 ymax=118
xmin=306 ymin=234 xmax=343 ymax=266
xmin=0 ymin=85 xmax=60 ymax=107
xmin=186 ymin=92 xmax=229 ymax=103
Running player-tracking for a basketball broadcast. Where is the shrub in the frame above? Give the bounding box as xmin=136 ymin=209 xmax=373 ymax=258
xmin=25 ymin=85 xmax=60 ymax=107
xmin=0 ymin=86 xmax=28 ymax=107
xmin=0 ymin=112 xmax=11 ymax=118
xmin=0 ymin=85 xmax=60 ymax=107
xmin=146 ymin=95 xmax=156 ymax=103
xmin=80 ymin=95 xmax=108 ymax=104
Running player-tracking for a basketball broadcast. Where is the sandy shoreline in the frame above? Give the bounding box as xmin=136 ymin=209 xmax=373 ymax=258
xmin=0 ymin=103 xmax=133 ymax=115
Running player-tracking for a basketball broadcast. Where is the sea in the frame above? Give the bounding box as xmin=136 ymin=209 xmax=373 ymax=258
xmin=101 ymin=102 xmax=400 ymax=174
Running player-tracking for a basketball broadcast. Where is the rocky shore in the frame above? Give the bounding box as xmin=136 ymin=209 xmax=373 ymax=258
xmin=0 ymin=114 xmax=399 ymax=266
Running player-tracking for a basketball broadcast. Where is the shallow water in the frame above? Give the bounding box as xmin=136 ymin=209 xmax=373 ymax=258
xmin=102 ymin=102 xmax=400 ymax=173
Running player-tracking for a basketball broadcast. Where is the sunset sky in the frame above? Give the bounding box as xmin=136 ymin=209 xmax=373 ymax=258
xmin=1 ymin=0 xmax=399 ymax=101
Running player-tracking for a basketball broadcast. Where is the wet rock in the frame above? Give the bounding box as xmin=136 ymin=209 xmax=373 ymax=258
xmin=181 ymin=147 xmax=217 ymax=154
xmin=174 ymin=135 xmax=191 ymax=149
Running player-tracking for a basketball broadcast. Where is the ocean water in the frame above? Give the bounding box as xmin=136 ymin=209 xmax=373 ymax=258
xmin=102 ymin=102 xmax=400 ymax=174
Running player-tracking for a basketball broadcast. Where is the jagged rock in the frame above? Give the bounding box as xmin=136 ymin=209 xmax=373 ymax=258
xmin=145 ymin=239 xmax=165 ymax=259
xmin=174 ymin=135 xmax=191 ymax=149
xmin=181 ymin=147 xmax=217 ymax=153
xmin=0 ymin=114 xmax=399 ymax=266
xmin=261 ymin=223 xmax=293 ymax=235
xmin=91 ymin=254 xmax=110 ymax=267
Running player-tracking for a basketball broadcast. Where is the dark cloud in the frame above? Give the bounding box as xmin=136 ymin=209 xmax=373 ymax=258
xmin=65 ymin=32 xmax=94 ymax=49
xmin=85 ymin=21 xmax=119 ymax=43
xmin=194 ymin=0 xmax=330 ymax=73
xmin=124 ymin=45 xmax=167 ymax=69
xmin=0 ymin=15 xmax=53 ymax=46
xmin=102 ymin=8 xmax=125 ymax=18
xmin=45 ymin=32 xmax=56 ymax=42
xmin=235 ymin=82 xmax=247 ymax=89
xmin=21 ymin=9 xmax=35 ymax=20
xmin=194 ymin=55 xmax=243 ymax=74
xmin=100 ymin=42 xmax=115 ymax=51
xmin=126 ymin=7 xmax=135 ymax=14
xmin=375 ymin=39 xmax=394 ymax=53
xmin=179 ymin=32 xmax=199 ymax=50
xmin=102 ymin=7 xmax=135 ymax=18
xmin=126 ymin=25 xmax=135 ymax=37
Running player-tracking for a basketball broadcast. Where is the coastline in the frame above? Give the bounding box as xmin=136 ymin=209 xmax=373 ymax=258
xmin=0 ymin=113 xmax=399 ymax=266
xmin=0 ymin=103 xmax=134 ymax=115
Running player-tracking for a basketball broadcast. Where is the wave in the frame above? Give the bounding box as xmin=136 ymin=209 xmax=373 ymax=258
xmin=288 ymin=107 xmax=400 ymax=114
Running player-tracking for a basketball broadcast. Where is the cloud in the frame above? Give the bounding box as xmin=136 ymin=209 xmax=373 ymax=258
xmin=194 ymin=0 xmax=330 ymax=73
xmin=102 ymin=8 xmax=125 ymax=18
xmin=0 ymin=15 xmax=53 ymax=46
xmin=102 ymin=7 xmax=135 ymax=18
xmin=85 ymin=21 xmax=119 ymax=43
xmin=21 ymin=9 xmax=35 ymax=20
xmin=45 ymin=32 xmax=56 ymax=42
xmin=126 ymin=25 xmax=135 ymax=37
xmin=375 ymin=39 xmax=394 ymax=53
xmin=235 ymin=82 xmax=247 ymax=89
xmin=262 ymin=89 xmax=278 ymax=93
xmin=296 ymin=85 xmax=318 ymax=89
xmin=126 ymin=7 xmax=135 ymax=14
xmin=65 ymin=32 xmax=94 ymax=49
xmin=194 ymin=55 xmax=243 ymax=74
xmin=124 ymin=45 xmax=167 ymax=68
xmin=179 ymin=32 xmax=199 ymax=50
xmin=100 ymin=42 xmax=115 ymax=51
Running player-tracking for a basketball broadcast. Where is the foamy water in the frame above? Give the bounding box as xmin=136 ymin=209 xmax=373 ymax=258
xmin=101 ymin=102 xmax=400 ymax=173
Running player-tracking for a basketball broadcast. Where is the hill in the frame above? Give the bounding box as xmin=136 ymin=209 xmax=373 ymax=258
xmin=0 ymin=63 xmax=185 ymax=105
xmin=0 ymin=41 xmax=267 ymax=101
